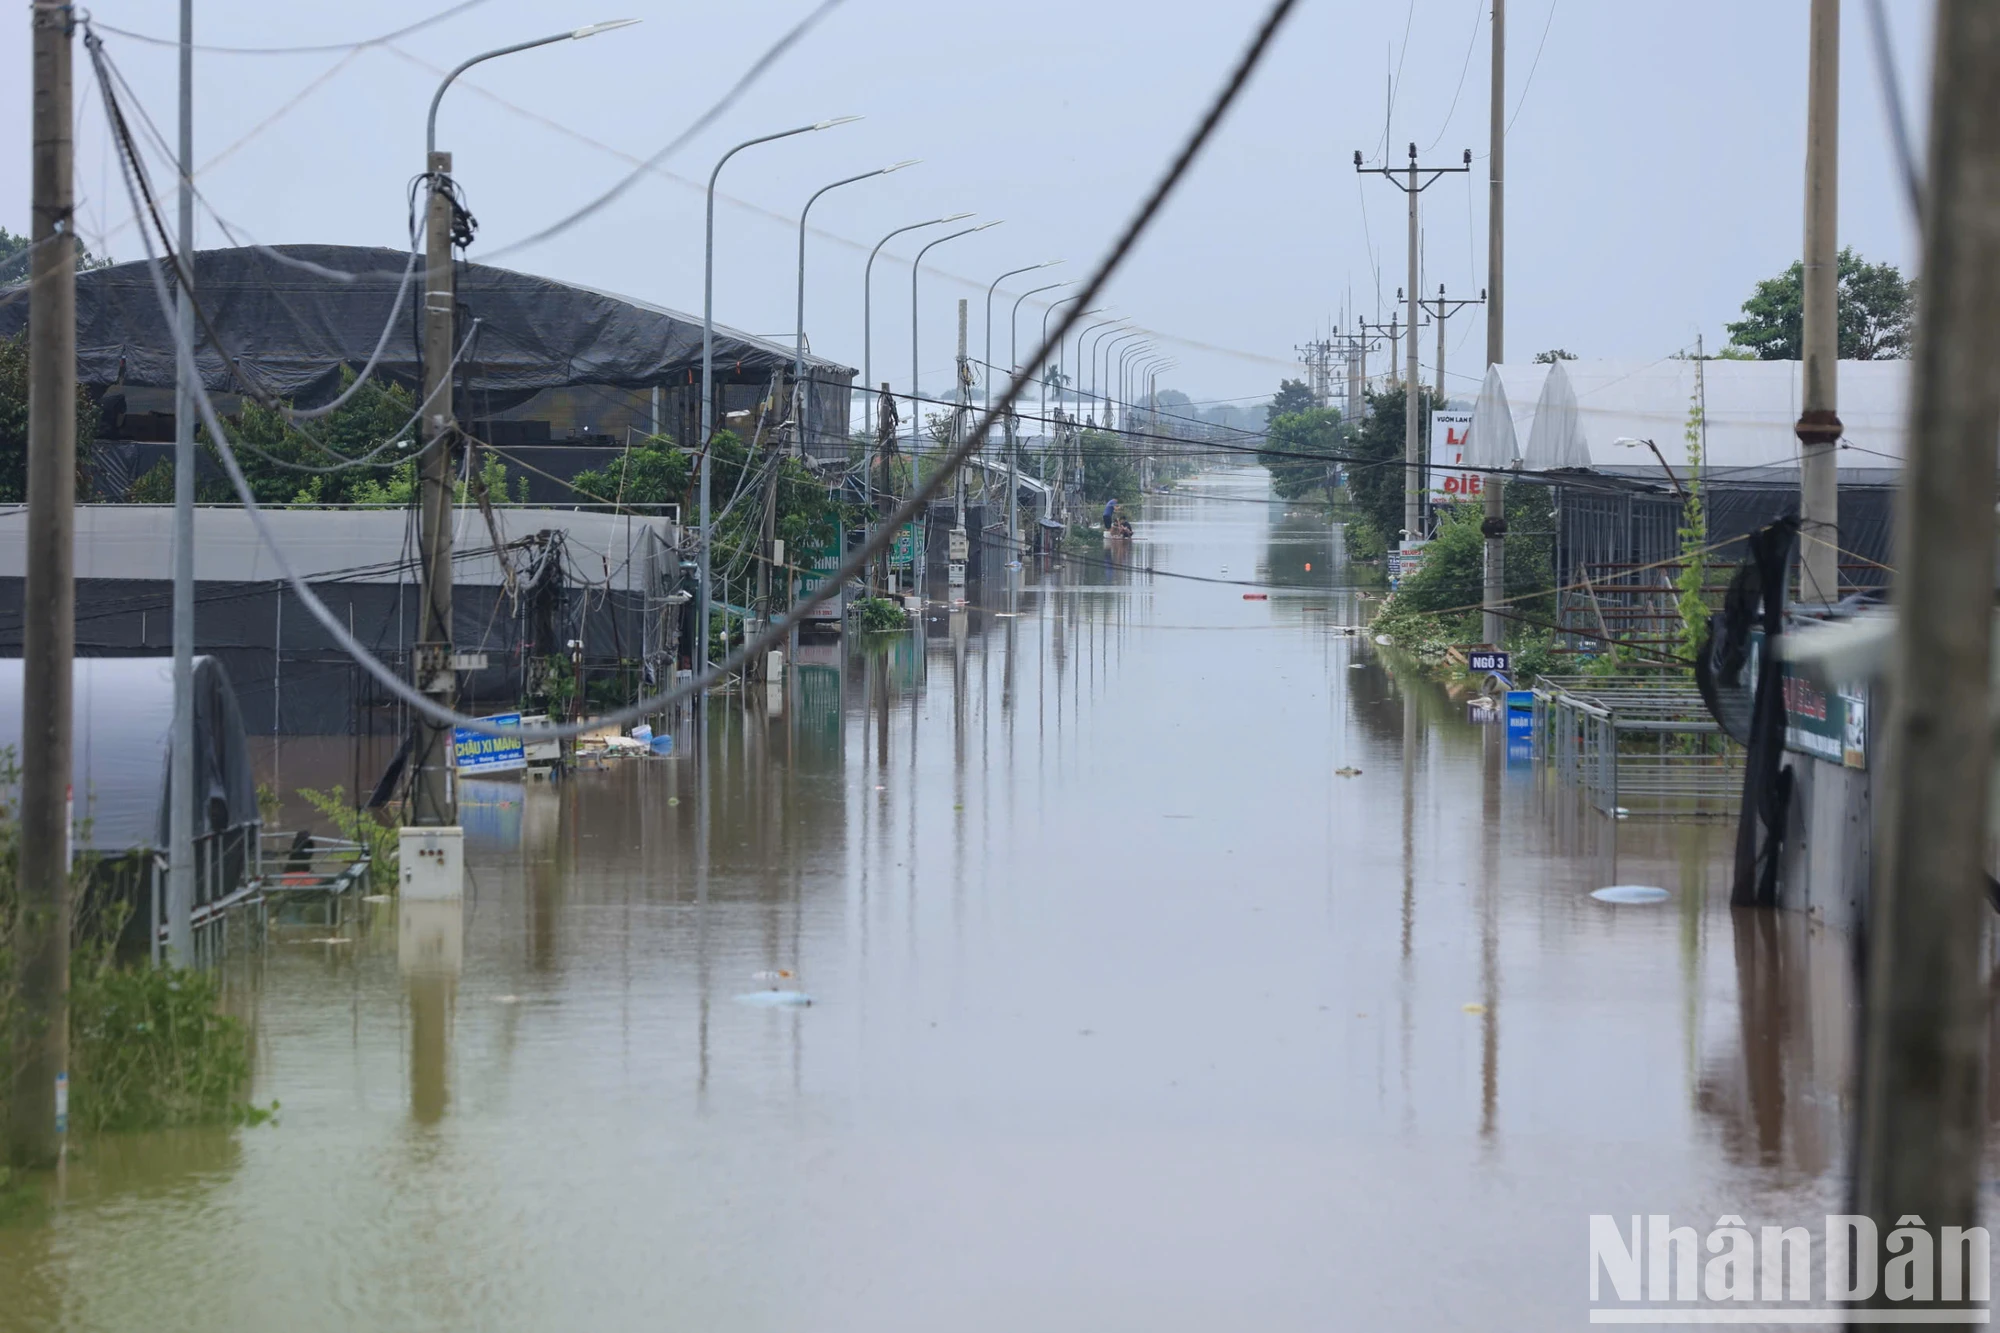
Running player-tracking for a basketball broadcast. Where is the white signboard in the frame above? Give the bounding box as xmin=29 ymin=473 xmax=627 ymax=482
xmin=1428 ymin=410 xmax=1480 ymax=503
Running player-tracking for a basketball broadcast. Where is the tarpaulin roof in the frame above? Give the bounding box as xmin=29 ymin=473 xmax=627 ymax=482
xmin=0 ymin=244 xmax=856 ymax=407
xmin=0 ymin=656 xmax=257 ymax=852
xmin=1469 ymin=357 xmax=1909 ymax=482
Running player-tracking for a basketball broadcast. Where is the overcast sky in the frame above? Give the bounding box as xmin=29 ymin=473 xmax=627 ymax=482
xmin=0 ymin=0 xmax=1935 ymax=412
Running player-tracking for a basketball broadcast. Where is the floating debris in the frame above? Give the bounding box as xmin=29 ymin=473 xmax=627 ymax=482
xmin=1334 ymin=766 xmax=1363 ymax=778
xmin=361 ymin=894 xmax=393 ymax=905
xmin=296 ymin=937 xmax=351 ymax=946
xmin=493 ymin=995 xmax=520 ymax=1005
xmin=1243 ymin=593 xmax=1269 ymax=601
xmin=1374 ymin=634 xmax=1393 ymax=646
xmin=751 ymin=969 xmax=794 ymax=983
xmin=736 ymin=990 xmax=813 ymax=1007
xmin=1462 ymin=1002 xmax=1488 ymax=1015
xmin=1592 ymin=885 xmax=1670 ymax=905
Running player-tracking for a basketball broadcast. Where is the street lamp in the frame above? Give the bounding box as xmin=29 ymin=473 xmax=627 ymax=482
xmin=794 ymin=160 xmax=917 ymax=449
xmin=1613 ymin=436 xmax=1687 ymax=500
xmin=401 ymin=18 xmax=641 ymax=834
xmin=1040 ymin=296 xmax=1091 ymax=424
xmin=910 ymin=220 xmax=1001 ymax=479
xmin=426 ymin=19 xmax=639 ymax=155
xmin=1115 ymin=339 xmax=1154 ymax=430
xmin=1073 ymin=318 xmax=1125 ymax=423
xmin=1096 ymin=330 xmax=1145 ymax=426
xmin=983 ymin=260 xmax=1061 ymax=414
xmin=1007 ymin=280 xmax=1070 ymax=547
xmin=699 ymin=114 xmax=858 ymax=696
xmin=863 ymin=212 xmax=974 ymax=436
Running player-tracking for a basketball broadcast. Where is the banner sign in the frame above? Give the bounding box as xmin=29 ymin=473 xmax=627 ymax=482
xmin=1428 ymin=410 xmax=1480 ymax=502
xmin=1780 ymin=660 xmax=1866 ymax=770
xmin=454 ymin=712 xmax=528 ymax=774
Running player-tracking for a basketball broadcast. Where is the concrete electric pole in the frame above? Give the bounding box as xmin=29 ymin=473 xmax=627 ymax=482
xmin=1418 ymin=284 xmax=1486 ymax=396
xmin=1357 ymin=145 xmax=1470 ymax=546
xmin=1483 ymin=0 xmax=1507 ymax=647
xmin=167 ymin=0 xmax=195 ymax=965
xmin=1796 ymin=0 xmax=1841 ymax=607
xmin=10 ymin=0 xmax=77 ymax=1171
xmin=413 ymin=147 xmax=458 ymax=827
xmin=1850 ymin=0 xmax=2000 ymax=1276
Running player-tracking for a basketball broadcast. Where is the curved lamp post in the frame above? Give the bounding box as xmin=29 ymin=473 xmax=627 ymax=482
xmin=794 ymin=160 xmax=918 ymax=448
xmin=863 ymin=213 xmax=971 ymax=435
xmin=1095 ymin=329 xmax=1145 ymax=426
xmin=983 ymin=260 xmax=1060 ymax=413
xmin=1115 ymin=339 xmax=1154 ymax=430
xmin=699 ymin=114 xmax=858 ymax=694
xmin=426 ymin=20 xmax=639 ymax=155
xmin=1040 ymin=296 xmax=1090 ymax=423
xmin=1005 ymin=280 xmax=1069 ymax=546
xmin=909 ymin=221 xmax=1001 ymax=473
xmin=1073 ymin=318 xmax=1125 ymax=423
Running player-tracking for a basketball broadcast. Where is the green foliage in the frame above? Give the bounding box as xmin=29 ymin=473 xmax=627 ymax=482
xmin=1077 ymin=429 xmax=1140 ymax=508
xmin=195 ymin=369 xmax=422 ymax=505
xmin=0 ymin=332 xmax=97 ymax=502
xmin=67 ymin=964 xmax=262 ymax=1133
xmin=1265 ymin=377 xmax=1317 ymax=426
xmin=1260 ymin=406 xmax=1345 ymax=501
xmin=1344 ymin=382 xmax=1443 ymax=552
xmin=1532 ymin=348 xmax=1578 ymax=364
xmin=1674 ymin=374 xmax=1708 ymax=673
xmin=1723 ymin=247 xmax=1912 ymax=360
xmin=1 ymin=749 xmax=260 ymax=1139
xmin=568 ymin=433 xmax=690 ymax=514
xmin=297 ymin=785 xmax=399 ymax=876
xmin=851 ymin=596 xmax=909 ymax=632
xmin=0 ymin=224 xmax=112 ymax=284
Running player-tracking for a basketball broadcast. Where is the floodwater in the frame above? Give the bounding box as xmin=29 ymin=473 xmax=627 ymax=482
xmin=2 ymin=468 xmax=1992 ymax=1330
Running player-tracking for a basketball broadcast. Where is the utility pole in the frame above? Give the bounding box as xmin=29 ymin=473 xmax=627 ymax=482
xmin=755 ymin=368 xmax=785 ymax=681
xmin=874 ymin=383 xmax=897 ymax=595
xmin=412 ymin=148 xmax=458 ymax=826
xmin=1358 ymin=314 xmax=1408 ymax=393
xmin=167 ymin=0 xmax=195 ymax=965
xmin=1483 ymin=0 xmax=1507 ymax=648
xmin=1796 ymin=0 xmax=1841 ymax=607
xmin=1419 ymin=284 xmax=1485 ymax=396
xmin=10 ymin=0 xmax=76 ymax=1171
xmin=1850 ymin=0 xmax=2000 ymax=1281
xmin=953 ymin=299 xmax=969 ymax=524
xmin=1357 ymin=144 xmax=1470 ymax=546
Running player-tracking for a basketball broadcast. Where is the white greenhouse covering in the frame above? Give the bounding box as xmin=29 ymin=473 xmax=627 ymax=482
xmin=1463 ymin=358 xmax=1909 ymax=481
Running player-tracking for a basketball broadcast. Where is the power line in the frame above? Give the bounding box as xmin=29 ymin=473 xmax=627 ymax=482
xmin=91 ymin=0 xmax=495 ymax=55
xmin=1507 ymin=0 xmax=1558 ymax=134
xmin=87 ymin=0 xmax=1305 ymax=741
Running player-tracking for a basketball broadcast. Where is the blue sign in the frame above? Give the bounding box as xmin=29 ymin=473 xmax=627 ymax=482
xmin=454 ymin=712 xmax=527 ymax=774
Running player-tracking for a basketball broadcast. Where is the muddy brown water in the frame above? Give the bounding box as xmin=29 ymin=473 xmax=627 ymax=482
xmin=1 ymin=468 xmax=1990 ymax=1330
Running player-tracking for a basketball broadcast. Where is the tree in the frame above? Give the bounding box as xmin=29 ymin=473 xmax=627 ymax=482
xmin=1077 ymin=428 xmax=1140 ymax=508
xmin=0 ymin=224 xmax=113 ymax=284
xmin=179 ymin=369 xmax=425 ymax=505
xmin=1532 ymin=348 xmax=1578 ymax=364
xmin=1265 ymin=377 xmax=1316 ymax=426
xmin=1722 ymin=247 xmax=1912 ymax=360
xmin=1259 ymin=406 xmax=1344 ymax=500
xmin=1344 ymin=382 xmax=1444 ymax=550
xmin=0 ymin=332 xmax=95 ymax=501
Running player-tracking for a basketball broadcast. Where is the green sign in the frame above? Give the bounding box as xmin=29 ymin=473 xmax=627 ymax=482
xmin=793 ymin=527 xmax=845 ymax=621
xmin=1780 ymin=657 xmax=1866 ymax=770
xmin=889 ymin=522 xmax=921 ymax=571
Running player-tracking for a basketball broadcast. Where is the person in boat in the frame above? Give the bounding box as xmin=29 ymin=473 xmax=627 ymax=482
xmin=1103 ymin=496 xmax=1118 ymax=530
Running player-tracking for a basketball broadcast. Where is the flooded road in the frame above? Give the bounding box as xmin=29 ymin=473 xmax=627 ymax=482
xmin=0 ymin=468 xmax=1952 ymax=1330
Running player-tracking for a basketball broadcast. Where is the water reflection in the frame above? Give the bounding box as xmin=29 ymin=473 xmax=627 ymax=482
xmin=12 ymin=467 xmax=2000 ymax=1332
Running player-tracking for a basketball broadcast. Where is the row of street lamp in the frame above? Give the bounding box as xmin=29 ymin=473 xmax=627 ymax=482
xmin=691 ymin=120 xmax=1177 ymax=686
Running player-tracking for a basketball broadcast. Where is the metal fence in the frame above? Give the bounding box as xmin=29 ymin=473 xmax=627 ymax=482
xmin=1531 ymin=674 xmax=1742 ymax=819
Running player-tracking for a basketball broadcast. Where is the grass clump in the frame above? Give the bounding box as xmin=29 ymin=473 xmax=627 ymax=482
xmin=851 ymin=596 xmax=910 ymax=633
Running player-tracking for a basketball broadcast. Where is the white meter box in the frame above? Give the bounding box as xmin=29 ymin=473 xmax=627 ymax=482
xmin=399 ymin=826 xmax=464 ymax=901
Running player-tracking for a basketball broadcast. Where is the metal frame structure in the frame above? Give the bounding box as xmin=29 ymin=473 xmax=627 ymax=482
xmin=1531 ymin=674 xmax=1742 ymax=818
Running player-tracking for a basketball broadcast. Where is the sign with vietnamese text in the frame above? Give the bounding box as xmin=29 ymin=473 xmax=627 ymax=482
xmin=1780 ymin=661 xmax=1866 ymax=770
xmin=454 ymin=712 xmax=528 ymax=774
xmin=1468 ymin=649 xmax=1510 ymax=675
xmin=1428 ymin=410 xmax=1479 ymax=503
xmin=889 ymin=523 xmax=921 ymax=571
